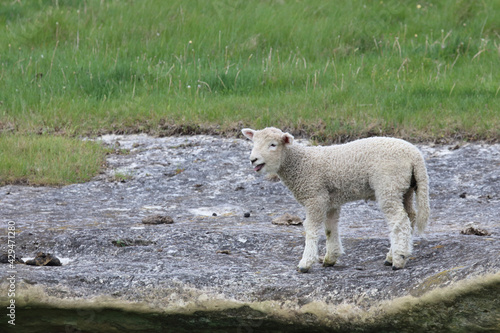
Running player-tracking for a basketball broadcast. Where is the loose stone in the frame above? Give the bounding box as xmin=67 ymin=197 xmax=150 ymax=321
xmin=142 ymin=215 xmax=174 ymax=225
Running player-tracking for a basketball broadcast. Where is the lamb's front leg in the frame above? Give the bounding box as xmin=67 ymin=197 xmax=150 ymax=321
xmin=298 ymin=202 xmax=327 ymax=273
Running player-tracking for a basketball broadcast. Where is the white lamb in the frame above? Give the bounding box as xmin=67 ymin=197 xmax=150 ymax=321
xmin=242 ymin=127 xmax=430 ymax=273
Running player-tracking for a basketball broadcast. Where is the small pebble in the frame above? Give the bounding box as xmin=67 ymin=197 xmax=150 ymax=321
xmin=212 ymin=213 xmax=217 ymax=216
xmin=244 ymin=212 xmax=251 ymax=218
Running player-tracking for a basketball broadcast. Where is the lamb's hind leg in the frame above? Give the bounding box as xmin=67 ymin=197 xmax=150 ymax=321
xmin=323 ymin=207 xmax=343 ymax=267
xmin=380 ymin=196 xmax=413 ymax=270
xmin=403 ymin=188 xmax=416 ymax=229
xmin=384 ymin=189 xmax=416 ymax=267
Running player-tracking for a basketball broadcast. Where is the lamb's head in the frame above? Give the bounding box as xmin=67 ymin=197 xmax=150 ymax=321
xmin=241 ymin=127 xmax=294 ymax=175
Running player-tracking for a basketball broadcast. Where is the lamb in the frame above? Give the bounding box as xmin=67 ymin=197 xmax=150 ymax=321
xmin=242 ymin=127 xmax=430 ymax=273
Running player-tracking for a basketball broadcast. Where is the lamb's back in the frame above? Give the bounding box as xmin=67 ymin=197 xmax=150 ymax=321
xmin=283 ymin=137 xmax=420 ymax=203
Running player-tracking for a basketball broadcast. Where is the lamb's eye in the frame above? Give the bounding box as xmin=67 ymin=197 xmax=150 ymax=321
xmin=270 ymin=143 xmax=277 ymax=148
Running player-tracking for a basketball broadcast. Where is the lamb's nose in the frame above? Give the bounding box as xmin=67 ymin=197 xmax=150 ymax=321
xmin=250 ymin=158 xmax=257 ymax=164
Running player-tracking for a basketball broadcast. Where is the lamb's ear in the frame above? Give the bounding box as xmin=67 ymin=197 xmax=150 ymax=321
xmin=282 ymin=132 xmax=294 ymax=145
xmin=241 ymin=128 xmax=256 ymax=141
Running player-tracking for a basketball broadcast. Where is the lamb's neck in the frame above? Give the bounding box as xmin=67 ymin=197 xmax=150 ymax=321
xmin=277 ymin=145 xmax=308 ymax=184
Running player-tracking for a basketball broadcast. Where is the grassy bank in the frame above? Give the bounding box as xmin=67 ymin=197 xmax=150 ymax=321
xmin=0 ymin=0 xmax=499 ymax=184
xmin=0 ymin=135 xmax=107 ymax=186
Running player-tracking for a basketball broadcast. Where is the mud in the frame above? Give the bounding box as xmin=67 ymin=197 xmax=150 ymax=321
xmin=0 ymin=134 xmax=499 ymax=332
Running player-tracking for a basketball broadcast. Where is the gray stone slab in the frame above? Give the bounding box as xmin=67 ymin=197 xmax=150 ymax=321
xmin=1 ymin=135 xmax=499 ymax=332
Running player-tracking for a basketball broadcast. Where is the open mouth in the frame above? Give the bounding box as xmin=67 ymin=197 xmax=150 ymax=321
xmin=254 ymin=163 xmax=265 ymax=172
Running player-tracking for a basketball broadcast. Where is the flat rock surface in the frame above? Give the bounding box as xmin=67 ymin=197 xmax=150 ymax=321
xmin=1 ymin=135 xmax=499 ymax=332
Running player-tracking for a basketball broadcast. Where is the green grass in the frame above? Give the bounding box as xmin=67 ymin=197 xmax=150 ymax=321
xmin=0 ymin=134 xmax=107 ymax=186
xmin=0 ymin=0 xmax=499 ymax=185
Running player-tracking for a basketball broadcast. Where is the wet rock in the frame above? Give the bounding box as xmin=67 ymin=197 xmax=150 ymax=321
xmin=272 ymin=213 xmax=303 ymax=225
xmin=461 ymin=226 xmax=492 ymax=236
xmin=0 ymin=135 xmax=499 ymax=332
xmin=0 ymin=253 xmax=24 ymax=264
xmin=25 ymin=252 xmax=61 ymax=266
xmin=141 ymin=214 xmax=174 ymax=225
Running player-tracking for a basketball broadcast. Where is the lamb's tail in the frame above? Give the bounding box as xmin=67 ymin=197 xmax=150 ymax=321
xmin=413 ymin=155 xmax=430 ymax=235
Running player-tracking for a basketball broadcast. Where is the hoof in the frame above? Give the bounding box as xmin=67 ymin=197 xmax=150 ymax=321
xmin=298 ymin=267 xmax=310 ymax=273
xmin=384 ymin=261 xmax=392 ymax=266
xmin=322 ymin=261 xmax=336 ymax=267
xmin=392 ymin=255 xmax=406 ymax=270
